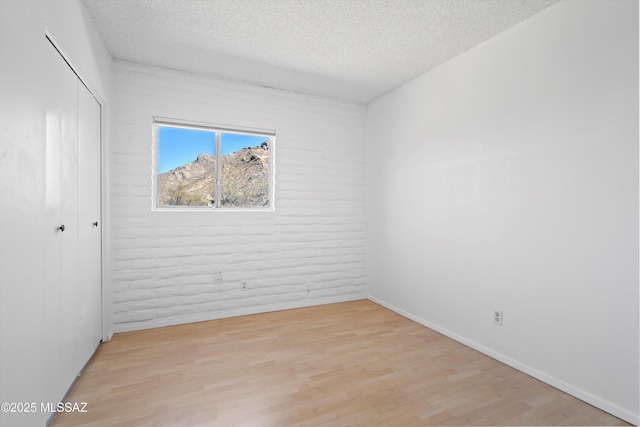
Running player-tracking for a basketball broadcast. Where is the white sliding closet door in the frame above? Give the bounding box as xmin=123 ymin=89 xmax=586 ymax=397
xmin=44 ymin=38 xmax=102 ymax=403
xmin=59 ymin=47 xmax=81 ymax=386
xmin=77 ymin=80 xmax=102 ymax=367
xmin=45 ymin=38 xmax=75 ymax=401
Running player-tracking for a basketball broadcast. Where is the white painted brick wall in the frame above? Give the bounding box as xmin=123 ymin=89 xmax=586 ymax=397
xmin=111 ymin=61 xmax=367 ymax=332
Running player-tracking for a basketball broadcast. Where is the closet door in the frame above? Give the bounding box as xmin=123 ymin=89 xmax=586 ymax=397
xmin=59 ymin=55 xmax=81 ymax=387
xmin=44 ymin=38 xmax=102 ymax=401
xmin=45 ymin=39 xmax=77 ymax=401
xmin=77 ymin=80 xmax=102 ymax=365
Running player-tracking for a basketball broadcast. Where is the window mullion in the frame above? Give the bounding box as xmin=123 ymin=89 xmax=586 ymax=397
xmin=215 ymin=132 xmax=221 ymax=208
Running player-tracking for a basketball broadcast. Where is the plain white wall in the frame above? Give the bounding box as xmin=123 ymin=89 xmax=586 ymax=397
xmin=0 ymin=0 xmax=112 ymax=425
xmin=366 ymin=0 xmax=638 ymax=423
xmin=111 ymin=61 xmax=367 ymax=332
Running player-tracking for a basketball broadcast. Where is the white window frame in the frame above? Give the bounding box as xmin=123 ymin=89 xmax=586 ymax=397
xmin=152 ymin=117 xmax=275 ymax=212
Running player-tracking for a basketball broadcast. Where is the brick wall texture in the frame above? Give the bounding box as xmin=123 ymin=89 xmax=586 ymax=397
xmin=111 ymin=61 xmax=368 ymax=332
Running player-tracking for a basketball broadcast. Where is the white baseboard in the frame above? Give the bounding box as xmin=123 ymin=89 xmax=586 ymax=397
xmin=367 ymin=295 xmax=639 ymax=426
xmin=103 ymin=328 xmax=114 ymax=342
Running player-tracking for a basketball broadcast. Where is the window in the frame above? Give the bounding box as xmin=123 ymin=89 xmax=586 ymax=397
xmin=153 ymin=117 xmax=275 ymax=210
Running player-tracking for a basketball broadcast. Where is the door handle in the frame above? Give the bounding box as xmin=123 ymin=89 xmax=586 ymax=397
xmin=58 ymin=224 xmax=65 ymax=232
xmin=93 ymin=221 xmax=99 ymax=227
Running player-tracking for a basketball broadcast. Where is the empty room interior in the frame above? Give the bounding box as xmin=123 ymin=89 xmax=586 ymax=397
xmin=1 ymin=0 xmax=638 ymax=426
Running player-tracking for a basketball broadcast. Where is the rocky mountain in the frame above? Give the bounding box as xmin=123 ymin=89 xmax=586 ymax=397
xmin=158 ymin=141 xmax=269 ymax=207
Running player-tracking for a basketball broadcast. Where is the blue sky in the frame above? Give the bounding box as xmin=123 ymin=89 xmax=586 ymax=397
xmin=158 ymin=126 xmax=268 ymax=173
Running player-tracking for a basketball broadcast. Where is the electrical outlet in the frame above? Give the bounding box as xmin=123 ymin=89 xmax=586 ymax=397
xmin=493 ymin=309 xmax=503 ymax=326
xmin=241 ymin=281 xmax=248 ymax=291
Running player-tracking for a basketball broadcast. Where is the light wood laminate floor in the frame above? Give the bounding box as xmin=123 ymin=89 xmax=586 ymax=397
xmin=52 ymin=300 xmax=630 ymax=426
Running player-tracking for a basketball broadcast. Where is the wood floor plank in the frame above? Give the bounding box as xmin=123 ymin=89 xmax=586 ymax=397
xmin=51 ymin=300 xmax=630 ymax=426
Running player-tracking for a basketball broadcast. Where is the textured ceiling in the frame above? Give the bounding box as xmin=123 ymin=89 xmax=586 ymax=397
xmin=82 ymin=0 xmax=560 ymax=104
